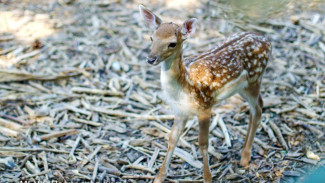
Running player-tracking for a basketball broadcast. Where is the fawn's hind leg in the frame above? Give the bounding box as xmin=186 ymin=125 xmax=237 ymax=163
xmin=239 ymin=83 xmax=263 ymax=167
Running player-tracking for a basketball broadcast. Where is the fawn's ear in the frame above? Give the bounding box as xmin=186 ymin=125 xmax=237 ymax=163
xmin=181 ymin=18 xmax=197 ymax=39
xmin=139 ymin=5 xmax=162 ymax=29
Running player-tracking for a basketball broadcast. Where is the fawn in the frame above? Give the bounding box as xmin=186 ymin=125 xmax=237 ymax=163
xmin=139 ymin=5 xmax=271 ymax=183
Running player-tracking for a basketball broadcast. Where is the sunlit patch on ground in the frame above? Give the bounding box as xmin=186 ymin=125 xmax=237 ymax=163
xmin=0 ymin=10 xmax=55 ymax=68
xmin=164 ymin=0 xmax=201 ymax=10
xmin=0 ymin=11 xmax=55 ymax=42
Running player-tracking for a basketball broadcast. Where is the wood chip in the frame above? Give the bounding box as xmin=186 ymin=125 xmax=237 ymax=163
xmin=0 ymin=118 xmax=23 ymax=131
xmin=306 ymin=149 xmax=320 ymax=161
xmin=71 ymin=116 xmax=102 ymax=127
xmin=269 ymin=121 xmax=289 ymax=151
xmin=35 ymin=129 xmax=78 ymax=142
xmin=174 ymin=148 xmax=203 ymax=169
xmin=219 ymin=116 xmax=232 ymax=147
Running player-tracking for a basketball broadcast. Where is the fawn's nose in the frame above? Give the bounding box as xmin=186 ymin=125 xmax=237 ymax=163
xmin=146 ymin=55 xmax=158 ymax=64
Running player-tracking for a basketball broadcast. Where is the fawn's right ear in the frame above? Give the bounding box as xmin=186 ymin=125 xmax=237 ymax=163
xmin=139 ymin=5 xmax=162 ymax=29
xmin=181 ymin=18 xmax=197 ymax=39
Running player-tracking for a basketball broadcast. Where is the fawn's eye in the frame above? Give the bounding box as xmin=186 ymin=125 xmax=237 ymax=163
xmin=168 ymin=42 xmax=177 ymax=48
xmin=150 ymin=36 xmax=153 ymax=41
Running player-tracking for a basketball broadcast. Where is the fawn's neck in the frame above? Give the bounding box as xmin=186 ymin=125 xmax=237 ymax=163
xmin=161 ymin=51 xmax=184 ymax=78
xmin=160 ymin=50 xmax=187 ymax=101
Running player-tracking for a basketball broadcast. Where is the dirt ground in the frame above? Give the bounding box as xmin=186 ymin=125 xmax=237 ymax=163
xmin=0 ymin=0 xmax=325 ymax=182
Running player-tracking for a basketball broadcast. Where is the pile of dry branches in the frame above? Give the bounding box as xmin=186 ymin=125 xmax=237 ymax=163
xmin=0 ymin=0 xmax=324 ymax=182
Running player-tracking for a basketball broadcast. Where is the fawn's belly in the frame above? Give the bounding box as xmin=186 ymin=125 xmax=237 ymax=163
xmin=213 ymin=70 xmax=249 ymax=101
xmin=162 ymin=70 xmax=249 ymax=115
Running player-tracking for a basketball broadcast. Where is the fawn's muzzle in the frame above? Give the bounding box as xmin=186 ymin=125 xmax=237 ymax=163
xmin=146 ymin=55 xmax=158 ymax=65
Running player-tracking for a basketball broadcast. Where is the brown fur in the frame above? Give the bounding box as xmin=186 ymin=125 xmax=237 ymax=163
xmin=155 ymin=23 xmax=180 ymax=39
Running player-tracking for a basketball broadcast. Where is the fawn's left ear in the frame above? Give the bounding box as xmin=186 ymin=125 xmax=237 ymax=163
xmin=139 ymin=5 xmax=162 ymax=29
xmin=181 ymin=18 xmax=197 ymax=39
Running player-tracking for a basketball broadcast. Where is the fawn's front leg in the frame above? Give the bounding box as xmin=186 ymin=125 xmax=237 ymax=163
xmin=154 ymin=116 xmax=188 ymax=183
xmin=198 ymin=109 xmax=212 ymax=183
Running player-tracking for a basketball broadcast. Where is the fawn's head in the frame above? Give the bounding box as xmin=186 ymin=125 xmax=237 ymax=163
xmin=139 ymin=5 xmax=197 ymax=65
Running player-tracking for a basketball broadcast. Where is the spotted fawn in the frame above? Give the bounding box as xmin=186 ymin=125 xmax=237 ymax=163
xmin=139 ymin=5 xmax=272 ymax=183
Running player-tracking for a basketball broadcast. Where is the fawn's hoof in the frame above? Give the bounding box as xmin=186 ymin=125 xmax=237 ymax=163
xmin=153 ymin=180 xmax=163 ymax=183
xmin=240 ymin=157 xmax=250 ymax=167
xmin=154 ymin=173 xmax=166 ymax=183
xmin=203 ymin=170 xmax=212 ymax=183
xmin=240 ymin=150 xmax=251 ymax=167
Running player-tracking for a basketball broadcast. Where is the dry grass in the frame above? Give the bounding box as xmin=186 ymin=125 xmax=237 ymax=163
xmin=0 ymin=0 xmax=324 ymax=182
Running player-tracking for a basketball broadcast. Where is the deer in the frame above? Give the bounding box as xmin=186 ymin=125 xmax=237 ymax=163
xmin=139 ymin=5 xmax=272 ymax=183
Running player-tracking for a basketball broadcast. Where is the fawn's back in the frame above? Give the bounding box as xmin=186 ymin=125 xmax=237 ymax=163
xmin=178 ymin=32 xmax=272 ymax=108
